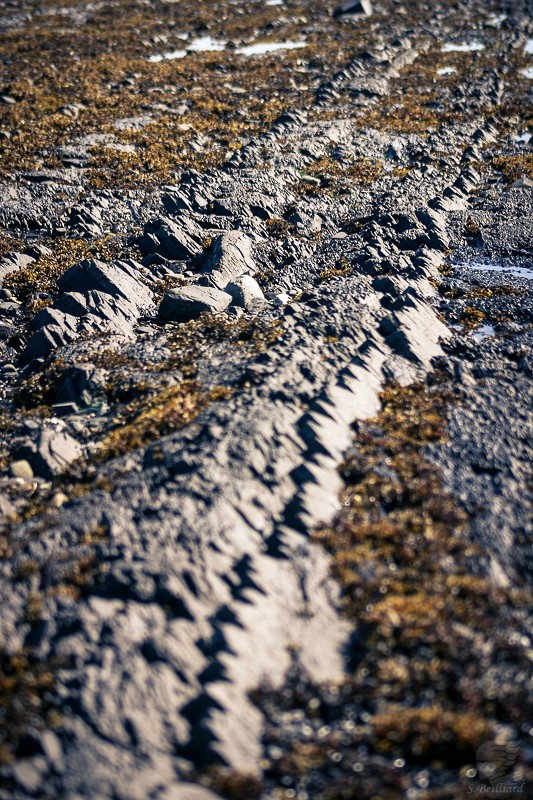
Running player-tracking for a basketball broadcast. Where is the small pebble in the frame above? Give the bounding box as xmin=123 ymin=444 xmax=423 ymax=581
xmin=9 ymin=460 xmax=34 ymax=480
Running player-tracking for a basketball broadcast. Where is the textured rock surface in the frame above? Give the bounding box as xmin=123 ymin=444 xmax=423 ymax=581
xmin=0 ymin=0 xmax=531 ymax=798
xmin=201 ymin=232 xmax=257 ymax=290
xmin=159 ymin=285 xmax=233 ymax=321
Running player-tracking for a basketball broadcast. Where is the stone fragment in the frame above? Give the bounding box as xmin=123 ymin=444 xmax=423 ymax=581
xmin=158 ymin=285 xmax=232 ymax=322
xmin=9 ymin=460 xmax=33 ymax=480
xmin=139 ymin=218 xmax=203 ymax=260
xmin=226 ymin=276 xmax=265 ymax=308
xmin=333 ymin=0 xmax=372 ymax=17
xmin=201 ymin=231 xmax=257 ymax=289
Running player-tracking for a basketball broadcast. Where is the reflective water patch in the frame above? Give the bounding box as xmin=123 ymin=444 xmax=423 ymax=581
xmin=236 ymin=41 xmax=307 ymax=56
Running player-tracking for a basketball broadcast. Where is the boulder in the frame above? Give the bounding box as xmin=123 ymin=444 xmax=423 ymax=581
xmin=24 ymin=289 xmax=140 ymax=362
xmin=57 ymin=259 xmax=153 ymax=310
xmin=201 ymin=231 xmax=257 ymax=289
xmin=139 ymin=218 xmax=203 ymax=260
xmin=158 ymin=285 xmax=232 ymax=322
xmin=22 ymin=324 xmax=78 ymax=363
xmin=18 ymin=428 xmax=83 ymax=479
xmin=68 ymin=204 xmax=104 ymax=238
xmin=162 ymin=191 xmax=194 ymax=215
xmin=226 ymin=276 xmax=265 ymax=308
xmin=24 ymin=263 xmax=153 ymax=363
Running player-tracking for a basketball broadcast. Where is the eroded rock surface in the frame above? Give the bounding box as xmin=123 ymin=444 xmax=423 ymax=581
xmin=0 ymin=0 xmax=531 ymax=798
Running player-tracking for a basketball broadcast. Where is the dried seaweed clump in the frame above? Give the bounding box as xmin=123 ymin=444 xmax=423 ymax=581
xmin=4 ymin=236 xmax=120 ymax=301
xmin=0 ymin=652 xmax=63 ymax=766
xmin=96 ymin=381 xmax=232 ymax=461
xmin=297 ymin=156 xmax=384 ymax=196
xmin=491 ymin=154 xmax=533 ymax=185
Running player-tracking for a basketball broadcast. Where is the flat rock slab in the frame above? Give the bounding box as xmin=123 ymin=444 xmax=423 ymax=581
xmin=158 ymin=285 xmax=232 ymax=322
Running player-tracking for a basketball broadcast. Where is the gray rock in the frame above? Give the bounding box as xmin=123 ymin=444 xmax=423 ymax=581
xmin=40 ymin=730 xmax=64 ymax=773
xmin=333 ymin=0 xmax=372 ymax=17
xmin=0 ymin=300 xmax=21 ymax=317
xmin=22 ymin=324 xmax=78 ymax=363
xmin=162 ymin=190 xmax=194 ymax=215
xmin=11 ymin=757 xmax=47 ymax=793
xmin=226 ymin=275 xmax=265 ymax=308
xmin=265 ymin=291 xmax=291 ymax=307
xmin=57 ymin=259 xmax=152 ymax=309
xmin=9 ymin=460 xmax=34 ymax=480
xmin=201 ymin=231 xmax=257 ymax=289
xmin=27 ymin=428 xmax=83 ymax=479
xmin=25 ymin=244 xmax=53 ymax=259
xmin=511 ymin=177 xmax=533 ymax=189
xmin=68 ymin=204 xmax=104 ymax=238
xmin=139 ymin=218 xmax=203 ymax=260
xmin=158 ymin=285 xmax=232 ymax=322
xmin=25 ymin=282 xmax=150 ymax=362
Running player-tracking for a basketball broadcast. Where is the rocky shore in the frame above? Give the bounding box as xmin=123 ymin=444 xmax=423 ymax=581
xmin=0 ymin=0 xmax=532 ymax=798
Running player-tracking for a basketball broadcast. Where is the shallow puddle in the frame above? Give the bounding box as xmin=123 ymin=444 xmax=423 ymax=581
xmin=437 ymin=66 xmax=456 ymax=76
xmin=473 ymin=324 xmax=496 ymax=342
xmin=463 ymin=261 xmax=533 ymax=280
xmin=441 ymin=42 xmax=484 ymax=52
xmin=148 ymin=37 xmax=307 ymax=61
xmin=521 ymin=67 xmax=533 ymax=79
xmin=450 ymin=323 xmax=496 ymax=342
xmin=236 ymin=40 xmax=307 ymax=56
xmin=148 ymin=36 xmax=227 ymax=62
